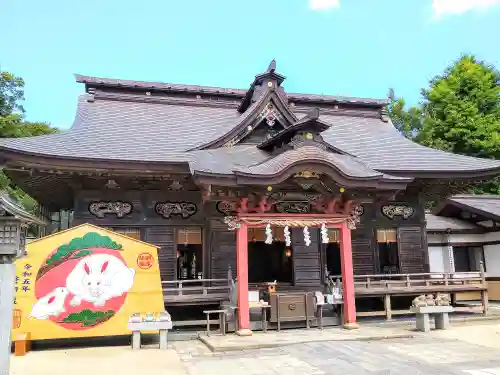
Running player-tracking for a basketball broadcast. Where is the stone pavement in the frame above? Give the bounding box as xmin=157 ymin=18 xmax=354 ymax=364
xmin=174 ymin=329 xmax=500 ymax=375
xmin=11 ymin=322 xmax=500 ymax=375
xmin=199 ymin=325 xmax=415 ymax=352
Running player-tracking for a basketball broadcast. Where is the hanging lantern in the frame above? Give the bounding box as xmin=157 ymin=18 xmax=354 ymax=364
xmin=303 ymin=226 xmax=311 ymax=246
xmin=321 ymin=223 xmax=329 ymax=244
xmin=285 ymin=248 xmax=292 ymax=257
xmin=265 ymin=223 xmax=273 ymax=244
xmin=284 ymin=225 xmax=291 ymax=247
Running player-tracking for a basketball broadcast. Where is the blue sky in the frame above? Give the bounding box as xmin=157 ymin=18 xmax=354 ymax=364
xmin=2 ymin=0 xmax=500 ymax=129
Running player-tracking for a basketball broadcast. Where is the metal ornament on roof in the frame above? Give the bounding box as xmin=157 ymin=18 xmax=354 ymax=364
xmin=260 ymin=103 xmax=279 ymax=127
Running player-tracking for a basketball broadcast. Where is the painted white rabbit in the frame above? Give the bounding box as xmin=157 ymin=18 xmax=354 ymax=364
xmin=29 ymin=287 xmax=69 ymax=320
xmin=66 ymin=253 xmax=136 ymax=307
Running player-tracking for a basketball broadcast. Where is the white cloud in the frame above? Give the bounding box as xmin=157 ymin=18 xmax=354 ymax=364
xmin=309 ymin=0 xmax=340 ymax=11
xmin=432 ymin=0 xmax=500 ymax=19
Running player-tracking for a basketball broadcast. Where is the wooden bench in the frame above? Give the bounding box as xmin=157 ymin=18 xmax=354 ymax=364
xmin=228 ymin=303 xmax=271 ymax=332
xmin=203 ymin=309 xmax=228 ymax=336
xmin=410 ymin=306 xmax=454 ymax=332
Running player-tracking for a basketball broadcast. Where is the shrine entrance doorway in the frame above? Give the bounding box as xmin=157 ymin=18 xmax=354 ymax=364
xmin=226 ymin=213 xmax=357 ymax=336
xmin=248 ymin=241 xmax=293 ymax=285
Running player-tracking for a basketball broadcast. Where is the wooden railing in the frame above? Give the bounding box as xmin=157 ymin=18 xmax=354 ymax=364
xmin=352 ymin=271 xmax=486 ymax=294
xmin=161 ymin=267 xmax=233 ymax=305
xmin=327 ymin=263 xmax=488 ymax=319
xmin=162 ymin=278 xmax=230 ymax=296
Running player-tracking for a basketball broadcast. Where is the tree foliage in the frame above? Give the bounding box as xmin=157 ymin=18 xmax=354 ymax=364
xmin=0 ymin=70 xmax=59 ymax=210
xmin=388 ymin=55 xmax=500 ymax=194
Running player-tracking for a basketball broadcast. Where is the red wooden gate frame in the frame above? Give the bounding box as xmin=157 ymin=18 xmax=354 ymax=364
xmin=229 ymin=213 xmax=358 ymax=336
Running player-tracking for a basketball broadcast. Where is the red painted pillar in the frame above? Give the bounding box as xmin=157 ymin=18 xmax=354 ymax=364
xmin=339 ymin=222 xmax=358 ymax=329
xmin=236 ymin=222 xmax=252 ymax=335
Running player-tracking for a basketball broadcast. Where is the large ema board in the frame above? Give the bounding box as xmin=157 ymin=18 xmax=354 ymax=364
xmin=12 ymin=224 xmax=164 ymax=340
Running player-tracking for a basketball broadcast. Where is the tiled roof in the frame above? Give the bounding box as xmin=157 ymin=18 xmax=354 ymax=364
xmin=188 ymin=145 xmax=269 ymax=174
xmin=447 ymin=195 xmax=500 ymax=219
xmin=1 ymin=79 xmax=500 ymax=176
xmin=319 ymin=115 xmax=500 ymax=172
xmin=0 ymin=95 xmax=239 ymax=161
xmin=425 ymin=213 xmax=482 ymax=232
xmin=231 ymin=146 xmax=406 ymax=180
xmin=75 ymin=74 xmax=389 ymax=106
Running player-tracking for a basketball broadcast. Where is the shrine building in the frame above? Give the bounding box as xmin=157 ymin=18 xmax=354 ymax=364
xmin=1 ymin=60 xmax=500 ymax=332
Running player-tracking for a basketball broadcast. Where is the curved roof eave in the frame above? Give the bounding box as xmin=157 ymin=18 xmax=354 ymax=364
xmin=0 ymin=146 xmax=191 ymax=173
xmin=189 ymin=150 xmax=414 ymax=189
xmin=379 ymin=167 xmax=500 ymax=179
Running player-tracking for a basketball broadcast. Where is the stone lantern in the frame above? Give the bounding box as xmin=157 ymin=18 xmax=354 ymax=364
xmin=0 ymin=193 xmax=46 ymax=375
xmin=0 ymin=215 xmax=28 ymax=259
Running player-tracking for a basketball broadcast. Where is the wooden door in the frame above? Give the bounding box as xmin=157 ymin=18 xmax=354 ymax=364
xmin=292 ymin=228 xmax=321 ymax=287
xmin=144 ymin=227 xmax=176 ymax=281
xmin=398 ymin=226 xmax=428 ymax=273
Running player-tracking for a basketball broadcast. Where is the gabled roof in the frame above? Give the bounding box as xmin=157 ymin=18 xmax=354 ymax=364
xmin=258 ymin=109 xmax=330 ymax=150
xmin=190 ymin=143 xmax=413 ymax=189
xmin=425 ymin=213 xmax=484 ymax=233
xmin=193 ymin=87 xmax=298 ymax=150
xmin=434 ymin=195 xmax=500 ymax=222
xmin=1 ymin=62 xmax=500 ymax=180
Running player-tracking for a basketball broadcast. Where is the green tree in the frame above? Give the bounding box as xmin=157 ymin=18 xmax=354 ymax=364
xmin=416 ymin=55 xmax=500 ymax=159
xmin=387 ymin=88 xmax=422 ymax=139
xmin=0 ymin=71 xmax=25 ymax=116
xmin=388 ymin=55 xmax=500 ymax=195
xmin=0 ymin=70 xmax=59 ymax=211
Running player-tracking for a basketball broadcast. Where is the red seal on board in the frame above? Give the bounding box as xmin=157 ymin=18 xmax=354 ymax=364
xmin=136 ymin=253 xmax=154 ymax=269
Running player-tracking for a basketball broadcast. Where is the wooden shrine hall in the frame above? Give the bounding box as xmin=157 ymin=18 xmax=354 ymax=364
xmin=1 ymin=60 xmax=500 ymax=333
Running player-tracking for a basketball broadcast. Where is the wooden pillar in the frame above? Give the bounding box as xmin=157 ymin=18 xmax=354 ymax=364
xmin=339 ymin=222 xmax=358 ymax=329
xmin=236 ymin=222 xmax=252 ymax=336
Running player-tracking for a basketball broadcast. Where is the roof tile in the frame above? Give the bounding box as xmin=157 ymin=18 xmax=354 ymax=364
xmin=1 ymin=88 xmax=499 ymax=176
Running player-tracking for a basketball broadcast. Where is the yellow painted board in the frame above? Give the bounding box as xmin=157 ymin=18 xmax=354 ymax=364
xmin=12 ymin=224 xmax=164 ymax=341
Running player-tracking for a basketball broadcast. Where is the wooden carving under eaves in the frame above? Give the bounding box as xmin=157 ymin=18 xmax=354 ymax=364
xmin=347 ymin=204 xmax=364 ymax=229
xmin=155 ymin=201 xmax=197 ymax=219
xmin=275 ymin=201 xmax=310 ymax=214
xmin=381 ymin=204 xmax=415 ymax=220
xmin=294 ymin=170 xmax=321 ymax=179
xmin=216 ymin=201 xmax=238 ymax=216
xmin=237 ymin=196 xmax=273 ymax=214
xmin=88 ymin=201 xmax=133 ymax=218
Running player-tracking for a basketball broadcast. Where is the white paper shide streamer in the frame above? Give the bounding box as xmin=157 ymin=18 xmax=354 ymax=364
xmin=321 ymin=223 xmax=329 ymax=244
xmin=284 ymin=225 xmax=291 ymax=247
xmin=265 ymin=223 xmax=273 ymax=244
xmin=303 ymin=226 xmax=311 ymax=246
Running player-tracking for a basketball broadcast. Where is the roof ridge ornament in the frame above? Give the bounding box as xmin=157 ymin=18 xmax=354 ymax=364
xmin=267 ymin=59 xmax=277 ymax=73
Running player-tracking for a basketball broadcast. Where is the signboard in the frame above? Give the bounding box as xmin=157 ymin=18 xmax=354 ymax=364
xmin=12 ymin=224 xmax=164 ymax=340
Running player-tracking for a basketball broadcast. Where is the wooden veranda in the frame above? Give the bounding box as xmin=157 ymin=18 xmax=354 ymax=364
xmin=161 ymin=268 xmax=488 ymax=323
